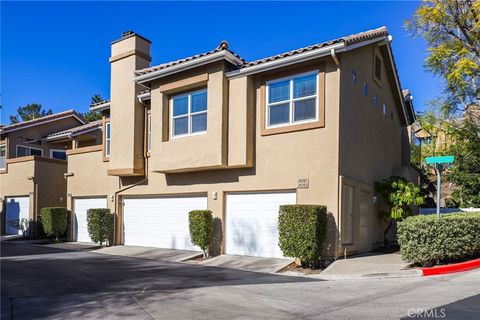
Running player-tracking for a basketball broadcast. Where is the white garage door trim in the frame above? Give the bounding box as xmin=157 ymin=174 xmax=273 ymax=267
xmin=123 ymin=195 xmax=207 ymax=251
xmin=225 ymin=191 xmax=297 ymax=258
xmin=74 ymin=197 xmax=108 ymax=242
xmin=5 ymin=196 xmax=30 ymax=235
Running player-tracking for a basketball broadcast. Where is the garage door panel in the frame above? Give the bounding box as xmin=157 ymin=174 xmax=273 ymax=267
xmin=74 ymin=198 xmax=108 ymax=243
xmin=226 ymin=192 xmax=296 ymax=258
xmin=123 ymin=196 xmax=207 ymax=251
xmin=5 ymin=196 xmax=29 ymax=235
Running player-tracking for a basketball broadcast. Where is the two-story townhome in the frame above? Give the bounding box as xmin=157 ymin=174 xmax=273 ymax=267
xmin=65 ymin=27 xmax=416 ymax=259
xmin=0 ymin=111 xmax=102 ymax=235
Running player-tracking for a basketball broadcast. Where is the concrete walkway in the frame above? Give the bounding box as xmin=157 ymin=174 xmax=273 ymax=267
xmin=315 ymin=252 xmax=421 ymax=280
xmin=95 ymin=245 xmax=202 ymax=263
xmin=199 ymin=254 xmax=294 ymax=274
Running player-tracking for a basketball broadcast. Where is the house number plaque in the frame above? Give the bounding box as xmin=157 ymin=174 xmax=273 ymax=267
xmin=297 ymin=178 xmax=309 ymax=189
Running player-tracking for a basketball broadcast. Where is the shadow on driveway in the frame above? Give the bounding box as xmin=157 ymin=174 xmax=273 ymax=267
xmin=1 ymin=242 xmax=317 ymax=319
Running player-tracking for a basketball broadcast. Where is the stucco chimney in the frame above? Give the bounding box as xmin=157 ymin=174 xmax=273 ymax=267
xmin=108 ymin=31 xmax=151 ymax=176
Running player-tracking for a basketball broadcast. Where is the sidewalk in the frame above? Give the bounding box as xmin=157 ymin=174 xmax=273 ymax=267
xmin=313 ymin=252 xmax=421 ymax=280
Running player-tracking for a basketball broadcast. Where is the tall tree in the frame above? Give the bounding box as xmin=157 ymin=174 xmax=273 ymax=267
xmin=407 ymin=1 xmax=480 ymax=206
xmin=9 ymin=103 xmax=53 ymax=124
xmin=406 ymin=0 xmax=480 ymax=116
xmin=82 ymin=94 xmax=104 ymax=122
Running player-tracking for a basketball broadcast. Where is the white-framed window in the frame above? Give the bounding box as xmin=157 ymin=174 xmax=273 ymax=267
xmin=105 ymin=121 xmax=111 ymax=157
xmin=171 ymin=89 xmax=207 ymax=138
xmin=49 ymin=149 xmax=67 ymax=160
xmin=16 ymin=145 xmax=43 ymax=157
xmin=266 ymin=71 xmax=318 ymax=128
xmin=0 ymin=144 xmax=6 ymax=169
xmin=147 ymin=112 xmax=152 ymax=152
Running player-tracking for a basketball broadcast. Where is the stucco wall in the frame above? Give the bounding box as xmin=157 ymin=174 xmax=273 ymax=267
xmin=67 ymin=58 xmax=342 ymax=257
xmin=337 ymin=44 xmax=408 ymax=252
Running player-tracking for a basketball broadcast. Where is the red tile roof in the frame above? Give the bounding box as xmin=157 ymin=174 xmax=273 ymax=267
xmin=1 ymin=110 xmax=86 ymax=134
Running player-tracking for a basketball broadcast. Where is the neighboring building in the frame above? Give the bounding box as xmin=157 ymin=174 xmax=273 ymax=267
xmin=0 ymin=111 xmax=101 ymax=235
xmin=66 ymin=27 xmax=416 ymax=259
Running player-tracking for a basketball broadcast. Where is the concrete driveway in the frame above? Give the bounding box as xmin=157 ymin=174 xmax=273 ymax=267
xmin=1 ymin=242 xmax=479 ymax=319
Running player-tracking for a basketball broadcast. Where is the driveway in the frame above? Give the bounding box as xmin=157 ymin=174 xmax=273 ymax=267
xmin=1 ymin=242 xmax=479 ymax=319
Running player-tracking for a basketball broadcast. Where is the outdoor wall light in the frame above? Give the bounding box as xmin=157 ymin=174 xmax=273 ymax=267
xmin=212 ymin=192 xmax=218 ymax=200
xmin=372 ymin=196 xmax=377 ymax=204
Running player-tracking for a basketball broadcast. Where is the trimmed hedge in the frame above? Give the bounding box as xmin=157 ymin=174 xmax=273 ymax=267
xmin=87 ymin=208 xmax=114 ymax=246
xmin=40 ymin=207 xmax=68 ymax=241
xmin=278 ymin=205 xmax=327 ymax=267
xmin=188 ymin=210 xmax=213 ymax=257
xmin=398 ymin=212 xmax=480 ymax=266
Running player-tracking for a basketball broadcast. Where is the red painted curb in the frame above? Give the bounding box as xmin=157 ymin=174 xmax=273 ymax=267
xmin=422 ymin=258 xmax=480 ymax=276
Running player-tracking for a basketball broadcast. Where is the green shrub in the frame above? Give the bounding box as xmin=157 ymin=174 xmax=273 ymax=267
xmin=278 ymin=205 xmax=327 ymax=267
xmin=87 ymin=208 xmax=114 ymax=246
xmin=398 ymin=212 xmax=480 ymax=266
xmin=40 ymin=207 xmax=68 ymax=242
xmin=188 ymin=210 xmax=213 ymax=258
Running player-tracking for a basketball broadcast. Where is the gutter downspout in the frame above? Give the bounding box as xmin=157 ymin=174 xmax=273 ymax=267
xmin=113 ymin=97 xmax=150 ymax=245
xmin=330 ymin=48 xmax=340 ymax=66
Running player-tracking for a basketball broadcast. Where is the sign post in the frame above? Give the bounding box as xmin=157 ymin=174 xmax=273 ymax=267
xmin=425 ymin=156 xmax=455 ymax=218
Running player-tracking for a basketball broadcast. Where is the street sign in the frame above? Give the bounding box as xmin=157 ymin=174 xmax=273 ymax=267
xmin=425 ymin=156 xmax=454 ymax=165
xmin=425 ymin=155 xmax=455 ymax=218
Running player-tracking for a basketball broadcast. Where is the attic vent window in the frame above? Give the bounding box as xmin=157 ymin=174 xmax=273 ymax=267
xmin=352 ymin=70 xmax=357 ymax=84
xmin=382 ymin=103 xmax=387 ymax=115
xmin=373 ymin=94 xmax=378 ymax=107
xmin=364 ymin=83 xmax=368 ymax=96
xmin=374 ymin=54 xmax=382 ymax=81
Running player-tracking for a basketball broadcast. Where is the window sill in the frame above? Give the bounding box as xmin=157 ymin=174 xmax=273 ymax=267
xmin=261 ymin=119 xmax=325 ymax=136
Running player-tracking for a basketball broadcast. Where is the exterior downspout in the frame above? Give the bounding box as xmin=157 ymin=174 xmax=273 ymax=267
xmin=113 ymin=98 xmax=150 ymax=245
xmin=330 ymin=48 xmax=340 ymax=66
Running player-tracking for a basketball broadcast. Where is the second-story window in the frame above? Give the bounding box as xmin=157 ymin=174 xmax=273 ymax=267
xmin=266 ymin=72 xmax=318 ymax=128
xmin=0 ymin=144 xmax=6 ymax=169
xmin=171 ymin=89 xmax=208 ymax=137
xmin=105 ymin=121 xmax=111 ymax=157
xmin=147 ymin=112 xmax=152 ymax=152
xmin=17 ymin=145 xmax=42 ymax=157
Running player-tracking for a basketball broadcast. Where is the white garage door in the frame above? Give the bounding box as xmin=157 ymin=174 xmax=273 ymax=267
xmin=74 ymin=197 xmax=108 ymax=242
xmin=123 ymin=196 xmax=207 ymax=250
xmin=5 ymin=196 xmax=30 ymax=235
xmin=226 ymin=191 xmax=296 ymax=258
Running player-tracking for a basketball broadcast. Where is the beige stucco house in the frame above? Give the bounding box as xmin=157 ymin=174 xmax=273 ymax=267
xmin=0 ymin=111 xmax=102 ymax=235
xmin=66 ymin=27 xmax=416 ymax=259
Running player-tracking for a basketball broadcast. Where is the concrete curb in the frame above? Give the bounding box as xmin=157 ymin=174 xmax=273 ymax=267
xmin=422 ymin=258 xmax=480 ymax=276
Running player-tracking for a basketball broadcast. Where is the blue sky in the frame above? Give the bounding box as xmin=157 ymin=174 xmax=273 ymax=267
xmin=1 ymin=1 xmax=442 ymax=124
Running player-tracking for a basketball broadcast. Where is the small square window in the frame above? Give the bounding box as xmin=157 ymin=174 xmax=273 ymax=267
xmin=352 ymin=70 xmax=357 ymax=84
xmin=364 ymin=83 xmax=368 ymax=96
xmin=382 ymin=103 xmax=387 ymax=115
xmin=373 ymin=94 xmax=378 ymax=107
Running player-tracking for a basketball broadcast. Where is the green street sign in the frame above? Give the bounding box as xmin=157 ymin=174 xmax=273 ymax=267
xmin=425 ymin=155 xmax=454 ymax=165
